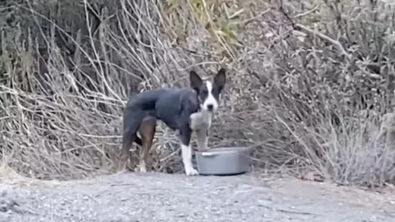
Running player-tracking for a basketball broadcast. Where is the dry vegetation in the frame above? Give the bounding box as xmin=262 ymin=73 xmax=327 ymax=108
xmin=1 ymin=0 xmax=395 ymax=188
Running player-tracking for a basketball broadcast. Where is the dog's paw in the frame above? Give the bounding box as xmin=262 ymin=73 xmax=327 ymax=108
xmin=139 ymin=159 xmax=148 ymax=173
xmin=185 ymin=167 xmax=199 ymax=176
xmin=118 ymin=155 xmax=134 ymax=172
xmin=117 ymin=160 xmax=127 ymax=172
xmin=139 ymin=165 xmax=147 ymax=173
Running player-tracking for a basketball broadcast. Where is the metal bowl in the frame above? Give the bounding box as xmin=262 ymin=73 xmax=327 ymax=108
xmin=192 ymin=147 xmax=252 ymax=176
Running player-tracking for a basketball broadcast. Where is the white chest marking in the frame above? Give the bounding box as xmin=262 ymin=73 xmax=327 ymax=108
xmin=189 ymin=110 xmax=213 ymax=130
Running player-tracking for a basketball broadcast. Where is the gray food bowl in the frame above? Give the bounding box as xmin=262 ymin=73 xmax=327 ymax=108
xmin=192 ymin=147 xmax=252 ymax=176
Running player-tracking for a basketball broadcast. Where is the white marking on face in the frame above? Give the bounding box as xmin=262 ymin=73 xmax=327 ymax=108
xmin=190 ymin=111 xmax=212 ymax=130
xmin=202 ymin=81 xmax=218 ymax=112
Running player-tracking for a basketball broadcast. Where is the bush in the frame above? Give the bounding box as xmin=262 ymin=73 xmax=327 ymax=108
xmin=1 ymin=0 xmax=395 ymax=188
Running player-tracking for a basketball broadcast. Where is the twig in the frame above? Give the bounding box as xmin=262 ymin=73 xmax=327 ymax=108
xmin=276 ymin=1 xmax=351 ymax=60
xmin=295 ymin=24 xmax=352 ymax=60
xmin=258 ymin=201 xmax=321 ymax=216
xmin=242 ymin=8 xmax=271 ymax=26
xmin=294 ymin=5 xmax=320 ymax=19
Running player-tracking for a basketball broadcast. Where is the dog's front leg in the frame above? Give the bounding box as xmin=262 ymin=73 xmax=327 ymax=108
xmin=179 ymin=126 xmax=199 ymax=176
xmin=196 ymin=129 xmax=208 ymax=150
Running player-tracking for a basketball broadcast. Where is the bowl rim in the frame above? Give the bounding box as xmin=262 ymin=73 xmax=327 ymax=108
xmin=195 ymin=146 xmax=251 ymax=154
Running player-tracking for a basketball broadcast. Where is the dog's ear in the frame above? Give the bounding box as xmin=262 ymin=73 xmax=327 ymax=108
xmin=189 ymin=70 xmax=203 ymax=90
xmin=214 ymin=68 xmax=226 ymax=90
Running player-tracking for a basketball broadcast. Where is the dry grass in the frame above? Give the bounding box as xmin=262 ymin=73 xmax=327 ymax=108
xmin=1 ymin=0 xmax=395 ymax=188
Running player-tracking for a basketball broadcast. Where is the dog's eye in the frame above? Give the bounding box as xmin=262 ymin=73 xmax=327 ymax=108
xmin=202 ymin=89 xmax=208 ymax=95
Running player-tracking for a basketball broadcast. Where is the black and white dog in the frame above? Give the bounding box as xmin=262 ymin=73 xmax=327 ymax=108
xmin=120 ymin=68 xmax=226 ymax=176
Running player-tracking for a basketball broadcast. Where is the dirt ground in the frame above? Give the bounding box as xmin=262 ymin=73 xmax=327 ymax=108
xmin=0 ymin=171 xmax=395 ymax=222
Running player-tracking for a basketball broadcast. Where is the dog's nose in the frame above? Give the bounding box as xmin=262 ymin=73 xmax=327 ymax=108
xmin=207 ymin=104 xmax=213 ymax=111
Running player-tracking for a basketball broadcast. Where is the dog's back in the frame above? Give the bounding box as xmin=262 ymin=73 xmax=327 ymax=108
xmin=125 ymin=88 xmax=198 ymax=120
xmin=125 ymin=88 xmax=173 ymax=111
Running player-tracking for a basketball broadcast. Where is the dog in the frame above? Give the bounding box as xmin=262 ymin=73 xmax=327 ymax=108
xmin=120 ymin=68 xmax=226 ymax=176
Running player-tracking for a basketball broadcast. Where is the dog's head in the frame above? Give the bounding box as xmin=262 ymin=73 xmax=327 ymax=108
xmin=189 ymin=68 xmax=226 ymax=112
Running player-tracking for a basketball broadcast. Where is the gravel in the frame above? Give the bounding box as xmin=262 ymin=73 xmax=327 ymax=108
xmin=0 ymin=172 xmax=394 ymax=222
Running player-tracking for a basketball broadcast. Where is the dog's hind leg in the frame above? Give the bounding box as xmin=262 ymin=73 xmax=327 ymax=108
xmin=138 ymin=116 xmax=157 ymax=173
xmin=119 ymin=110 xmax=145 ymax=171
xmin=119 ymin=130 xmax=135 ymax=171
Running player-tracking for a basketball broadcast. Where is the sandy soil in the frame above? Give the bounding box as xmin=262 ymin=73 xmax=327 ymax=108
xmin=0 ymin=172 xmax=395 ymax=222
